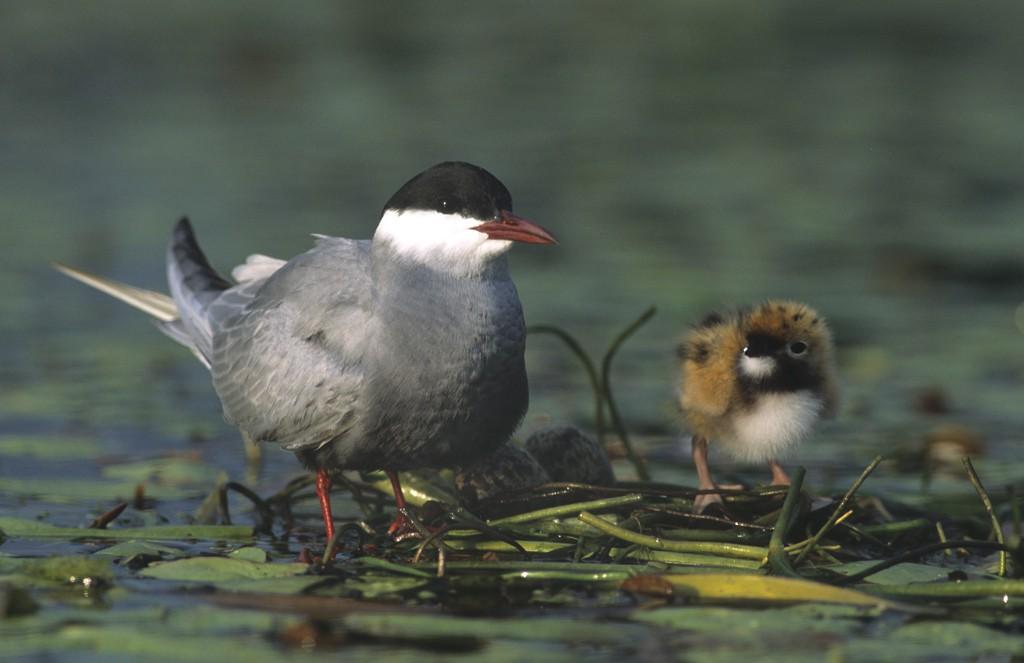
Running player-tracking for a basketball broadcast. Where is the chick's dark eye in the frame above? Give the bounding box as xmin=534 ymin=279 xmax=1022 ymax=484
xmin=788 ymin=341 xmax=808 ymax=356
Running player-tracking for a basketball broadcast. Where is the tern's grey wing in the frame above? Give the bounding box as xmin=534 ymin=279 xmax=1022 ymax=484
xmin=210 ymin=237 xmax=374 ymax=451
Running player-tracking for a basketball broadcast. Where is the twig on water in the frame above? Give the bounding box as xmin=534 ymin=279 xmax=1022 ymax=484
xmin=88 ymin=502 xmax=128 ymax=529
xmin=794 ymin=455 xmax=882 ymax=566
xmin=962 ymin=456 xmax=1007 ymax=577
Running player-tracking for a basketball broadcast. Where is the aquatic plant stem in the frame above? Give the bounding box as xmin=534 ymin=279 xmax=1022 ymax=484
xmin=488 ymin=494 xmax=644 ymax=526
xmin=527 ymin=324 xmax=606 ymax=445
xmin=600 ymin=307 xmax=656 ymax=481
xmin=861 ymin=578 xmax=1024 ymax=600
xmin=225 ymin=481 xmax=276 ymax=534
xmin=794 ymin=456 xmax=882 ymax=567
xmin=578 ymin=511 xmax=767 ymax=560
xmin=768 ymin=466 xmax=806 ymax=578
xmin=962 ymin=456 xmax=1007 ymax=576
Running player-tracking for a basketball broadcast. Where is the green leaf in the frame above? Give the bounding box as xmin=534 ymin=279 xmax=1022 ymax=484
xmin=138 ymin=557 xmax=308 ymax=582
xmin=102 ymin=456 xmax=219 ymax=486
xmin=93 ymin=540 xmax=186 ymax=559
xmin=0 ymin=556 xmax=114 ymax=586
xmin=0 ymin=435 xmax=104 ymax=459
xmin=826 ymin=561 xmax=957 ymax=585
xmin=0 ymin=517 xmax=252 ymax=541
xmin=227 ymin=547 xmax=268 ymax=563
xmin=623 ymin=573 xmax=894 ymax=608
xmin=632 ymin=605 xmax=870 ymax=638
xmin=0 ymin=478 xmax=195 ymax=503
xmin=341 ymin=575 xmax=430 ymax=599
xmin=0 ymin=582 xmax=38 ymax=617
xmin=342 ymin=612 xmax=648 ymax=644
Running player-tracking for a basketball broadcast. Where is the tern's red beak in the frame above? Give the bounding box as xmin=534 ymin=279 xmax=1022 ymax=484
xmin=473 ymin=210 xmax=557 ymax=245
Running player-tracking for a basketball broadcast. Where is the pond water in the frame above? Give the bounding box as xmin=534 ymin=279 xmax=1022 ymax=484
xmin=2 ymin=1 xmax=1024 ymax=659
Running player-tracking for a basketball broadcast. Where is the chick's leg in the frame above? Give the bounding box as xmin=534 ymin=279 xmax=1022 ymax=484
xmin=769 ymin=460 xmax=790 ymax=486
xmin=691 ymin=435 xmax=725 ymax=513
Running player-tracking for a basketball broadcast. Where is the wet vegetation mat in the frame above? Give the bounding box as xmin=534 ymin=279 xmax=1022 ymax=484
xmin=4 ymin=456 xmax=1024 ymax=662
xmin=4 ymin=313 xmax=1024 ymax=662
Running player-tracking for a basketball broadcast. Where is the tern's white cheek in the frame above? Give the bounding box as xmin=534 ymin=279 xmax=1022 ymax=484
xmin=740 ymin=355 xmax=775 ymax=379
xmin=374 ymin=209 xmax=511 ymax=274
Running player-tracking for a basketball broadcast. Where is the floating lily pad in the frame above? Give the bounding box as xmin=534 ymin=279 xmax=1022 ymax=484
xmin=138 ymin=557 xmax=308 ymax=582
xmin=343 ymin=612 xmax=648 ymax=644
xmin=227 ymin=547 xmax=268 ymax=563
xmin=0 ymin=517 xmax=252 ymax=541
xmin=826 ymin=561 xmax=962 ymax=585
xmin=94 ymin=540 xmax=186 ymax=560
xmin=1 ymin=478 xmax=196 ymax=503
xmin=0 ymin=555 xmax=114 ymax=588
xmin=0 ymin=435 xmax=105 ymax=459
xmin=102 ymin=456 xmax=219 ymax=487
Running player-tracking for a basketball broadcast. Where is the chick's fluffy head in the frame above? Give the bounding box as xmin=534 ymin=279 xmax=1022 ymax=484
xmin=678 ymin=300 xmax=839 ymax=424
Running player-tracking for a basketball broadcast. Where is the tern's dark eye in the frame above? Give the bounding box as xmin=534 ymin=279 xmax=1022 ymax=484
xmin=440 ymin=199 xmax=449 ymax=212
xmin=788 ymin=341 xmax=808 ymax=356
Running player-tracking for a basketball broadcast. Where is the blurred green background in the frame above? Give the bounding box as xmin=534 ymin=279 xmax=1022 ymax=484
xmin=2 ymin=0 xmax=1023 ymax=491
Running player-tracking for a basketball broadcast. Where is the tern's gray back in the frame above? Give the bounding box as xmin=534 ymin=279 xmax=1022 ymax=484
xmin=209 ymin=237 xmax=373 ymax=450
xmin=207 ymin=236 xmax=529 ymax=471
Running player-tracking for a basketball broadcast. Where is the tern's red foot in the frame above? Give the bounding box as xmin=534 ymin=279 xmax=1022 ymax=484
xmin=384 ymin=470 xmax=421 ymax=540
xmin=386 ymin=510 xmax=419 ymax=540
xmin=315 ymin=467 xmax=336 ymax=551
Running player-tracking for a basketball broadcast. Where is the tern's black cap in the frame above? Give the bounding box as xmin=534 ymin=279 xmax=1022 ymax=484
xmin=382 ymin=161 xmax=513 ymax=220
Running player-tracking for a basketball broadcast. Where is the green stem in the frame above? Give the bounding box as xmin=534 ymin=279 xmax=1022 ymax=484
xmin=600 ymin=306 xmax=656 ymax=481
xmin=856 ymin=518 xmax=932 ymax=537
xmin=498 ymin=570 xmax=631 ymax=584
xmin=578 ymin=511 xmax=767 ymax=560
xmin=862 ymin=579 xmax=1024 ymax=600
xmin=767 ymin=466 xmax=806 ymax=577
xmin=794 ymin=456 xmax=881 ymax=566
xmin=417 ymin=560 xmax=642 ymax=574
xmin=962 ymin=456 xmax=1007 ymax=577
xmin=443 ymin=539 xmax=571 ymax=553
xmin=610 ymin=547 xmax=763 ymax=569
xmin=1010 ymin=484 xmax=1021 ymax=539
xmin=488 ymin=494 xmax=644 ymax=525
xmin=527 ymin=324 xmax=605 ymax=445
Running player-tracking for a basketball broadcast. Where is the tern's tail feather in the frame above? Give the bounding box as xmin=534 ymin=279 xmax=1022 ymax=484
xmin=52 ymin=259 xmax=211 ymax=366
xmin=52 ymin=262 xmax=179 ymax=322
xmin=166 ymin=217 xmax=231 ymax=363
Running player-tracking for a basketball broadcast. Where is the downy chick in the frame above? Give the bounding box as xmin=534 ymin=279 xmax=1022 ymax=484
xmin=677 ymin=300 xmax=838 ymax=512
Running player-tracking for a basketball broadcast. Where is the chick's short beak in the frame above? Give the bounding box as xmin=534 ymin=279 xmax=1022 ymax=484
xmin=473 ymin=210 xmax=557 ymax=245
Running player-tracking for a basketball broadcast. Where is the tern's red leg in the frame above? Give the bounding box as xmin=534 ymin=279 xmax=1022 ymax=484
xmin=385 ymin=470 xmax=414 ymax=537
xmin=315 ymin=467 xmax=336 ymax=545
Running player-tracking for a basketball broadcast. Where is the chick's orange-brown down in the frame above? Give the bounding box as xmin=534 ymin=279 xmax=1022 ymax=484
xmin=678 ymin=301 xmax=838 ymax=512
